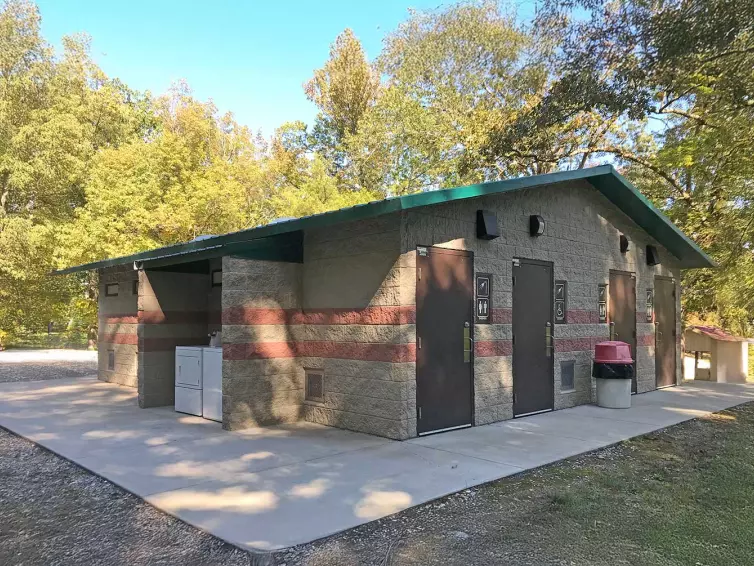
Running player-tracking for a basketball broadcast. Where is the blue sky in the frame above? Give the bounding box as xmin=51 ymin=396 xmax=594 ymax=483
xmin=36 ymin=1 xmax=537 ymax=136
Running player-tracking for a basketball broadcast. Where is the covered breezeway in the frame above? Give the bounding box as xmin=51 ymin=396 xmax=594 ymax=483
xmin=1 ymin=376 xmax=752 ymax=551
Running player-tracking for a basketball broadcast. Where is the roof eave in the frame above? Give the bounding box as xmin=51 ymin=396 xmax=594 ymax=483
xmin=53 ymin=165 xmax=715 ymax=274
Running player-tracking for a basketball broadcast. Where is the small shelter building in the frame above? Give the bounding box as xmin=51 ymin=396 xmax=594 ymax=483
xmin=683 ymin=326 xmax=751 ymax=383
xmin=56 ymin=165 xmax=714 ymax=439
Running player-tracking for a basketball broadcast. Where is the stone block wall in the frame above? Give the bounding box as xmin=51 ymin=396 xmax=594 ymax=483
xmin=300 ymin=214 xmax=415 ymax=439
xmin=98 ymin=266 xmax=139 ymax=387
xmin=221 ymin=256 xmax=304 ymax=429
xmin=137 ymin=270 xmax=210 ymax=408
xmin=400 ymin=179 xmax=682 ymax=428
xmin=221 ymin=213 xmax=417 ymax=439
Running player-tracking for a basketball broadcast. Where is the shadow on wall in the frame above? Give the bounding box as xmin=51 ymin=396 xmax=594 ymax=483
xmin=226 ymin=246 xmax=403 ymax=434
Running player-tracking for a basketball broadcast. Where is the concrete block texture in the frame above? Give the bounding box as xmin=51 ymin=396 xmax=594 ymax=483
xmin=402 ymin=179 xmax=685 ymax=433
xmin=304 ymin=404 xmax=411 ymax=440
xmin=221 ymin=244 xmax=415 ymax=439
xmin=98 ymin=268 xmax=138 ymax=387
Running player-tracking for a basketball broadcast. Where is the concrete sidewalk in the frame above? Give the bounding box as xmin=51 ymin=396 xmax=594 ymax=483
xmin=0 ymin=377 xmax=752 ymax=551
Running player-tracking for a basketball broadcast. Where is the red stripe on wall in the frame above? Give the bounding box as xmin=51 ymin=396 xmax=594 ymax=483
xmin=492 ymin=310 xmax=605 ymax=325
xmin=475 ymin=340 xmax=513 ymax=357
xmin=491 ymin=308 xmax=512 ymax=324
xmin=555 ymin=337 xmax=596 ymax=353
xmin=223 ymin=341 xmax=417 ymax=362
xmin=139 ymin=311 xmax=208 ymax=324
xmin=567 ymin=310 xmax=601 ymax=324
xmin=222 ymin=306 xmax=417 ymax=326
xmin=99 ymin=332 xmax=138 ymax=345
xmin=102 ymin=311 xmax=211 ymax=324
xmin=555 ymin=335 xmax=656 ymax=353
xmin=140 ymin=337 xmax=211 ymax=352
xmin=491 ymin=309 xmax=513 ymax=324
xmin=99 ymin=333 xmax=211 ymax=351
xmin=100 ymin=314 xmax=138 ymax=324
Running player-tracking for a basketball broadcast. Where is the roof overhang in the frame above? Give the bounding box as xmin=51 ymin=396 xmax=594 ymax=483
xmin=688 ymin=326 xmax=754 ymax=343
xmin=54 ymin=165 xmax=715 ymax=275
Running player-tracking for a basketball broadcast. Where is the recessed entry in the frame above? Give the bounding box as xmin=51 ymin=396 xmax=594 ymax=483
xmin=305 ymin=370 xmax=324 ymax=403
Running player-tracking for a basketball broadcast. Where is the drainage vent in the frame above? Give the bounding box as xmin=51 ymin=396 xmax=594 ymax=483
xmin=305 ymin=371 xmax=324 ymax=403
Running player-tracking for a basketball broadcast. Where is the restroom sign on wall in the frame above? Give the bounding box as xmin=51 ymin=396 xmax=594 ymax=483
xmin=475 ymin=273 xmax=492 ymax=324
xmin=554 ymin=280 xmax=567 ymax=324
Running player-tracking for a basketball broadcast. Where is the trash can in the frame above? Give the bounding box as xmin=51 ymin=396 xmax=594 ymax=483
xmin=592 ymin=341 xmax=634 ymax=409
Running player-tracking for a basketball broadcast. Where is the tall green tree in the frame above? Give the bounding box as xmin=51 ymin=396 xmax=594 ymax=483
xmin=0 ymin=0 xmax=150 ymax=343
xmin=533 ymin=0 xmax=754 ymax=333
xmin=303 ymin=28 xmax=379 ymax=186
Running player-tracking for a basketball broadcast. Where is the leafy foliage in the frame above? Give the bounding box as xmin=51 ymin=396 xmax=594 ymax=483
xmin=1 ymin=0 xmax=753 ymax=341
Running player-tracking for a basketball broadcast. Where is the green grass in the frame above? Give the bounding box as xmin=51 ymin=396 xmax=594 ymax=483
xmin=485 ymin=406 xmax=754 ymax=565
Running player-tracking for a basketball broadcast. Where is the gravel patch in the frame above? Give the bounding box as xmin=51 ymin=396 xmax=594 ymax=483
xmin=0 ymin=350 xmax=97 ymax=383
xmin=0 ymin=428 xmax=253 ymax=566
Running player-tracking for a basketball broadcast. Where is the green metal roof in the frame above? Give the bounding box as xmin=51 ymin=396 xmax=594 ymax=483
xmin=54 ymin=165 xmax=715 ymax=275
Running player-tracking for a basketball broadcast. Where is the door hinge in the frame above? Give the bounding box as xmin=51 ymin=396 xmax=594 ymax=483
xmin=418 ymin=407 xmax=422 ymax=420
xmin=418 ymin=267 xmax=422 ymax=280
xmin=512 ymin=276 xmax=516 ymax=286
xmin=418 ymin=336 xmax=422 ymax=349
xmin=512 ymin=335 xmax=515 ymax=345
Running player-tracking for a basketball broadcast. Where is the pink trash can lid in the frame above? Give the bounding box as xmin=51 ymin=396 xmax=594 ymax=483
xmin=594 ymin=341 xmax=634 ymax=364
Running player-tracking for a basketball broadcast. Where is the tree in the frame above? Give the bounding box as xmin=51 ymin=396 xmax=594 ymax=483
xmin=347 ymin=1 xmax=624 ymax=196
xmin=533 ymin=0 xmax=754 ymax=333
xmin=0 ymin=0 xmax=154 ymax=341
xmin=60 ymin=85 xmax=272 ymax=266
xmin=304 ymin=28 xmax=379 ymax=183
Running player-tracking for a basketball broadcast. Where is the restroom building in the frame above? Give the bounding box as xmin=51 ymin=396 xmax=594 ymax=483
xmin=57 ymin=165 xmax=714 ymax=439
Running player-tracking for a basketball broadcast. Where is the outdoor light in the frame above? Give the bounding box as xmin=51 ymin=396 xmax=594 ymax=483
xmin=646 ymin=245 xmax=660 ymax=266
xmin=529 ymin=215 xmax=545 ymax=236
xmin=476 ymin=210 xmax=499 ymax=240
xmin=620 ymin=234 xmax=629 ymax=253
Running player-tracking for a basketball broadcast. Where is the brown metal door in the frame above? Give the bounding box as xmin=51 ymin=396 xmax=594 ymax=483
xmin=655 ymin=277 xmax=677 ymax=388
xmin=416 ymin=247 xmax=474 ymax=434
xmin=512 ymin=259 xmax=554 ymax=416
xmin=609 ymin=270 xmax=637 ymax=392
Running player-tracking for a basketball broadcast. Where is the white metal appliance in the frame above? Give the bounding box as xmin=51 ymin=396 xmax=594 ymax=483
xmin=175 ymin=346 xmax=223 ymax=421
xmin=175 ymin=346 xmax=204 ymax=416
xmin=202 ymin=347 xmax=223 ymax=422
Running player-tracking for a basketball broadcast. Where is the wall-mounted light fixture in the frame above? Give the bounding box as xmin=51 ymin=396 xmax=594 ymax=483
xmin=529 ymin=215 xmax=545 ymax=236
xmin=646 ymin=245 xmax=660 ymax=266
xmin=620 ymin=234 xmax=629 ymax=253
xmin=476 ymin=210 xmax=499 ymax=240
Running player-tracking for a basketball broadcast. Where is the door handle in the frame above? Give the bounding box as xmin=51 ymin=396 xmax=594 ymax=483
xmin=609 ymin=322 xmax=617 ymax=340
xmin=463 ymin=323 xmax=473 ymax=363
xmin=655 ymin=322 xmax=662 ymax=343
xmin=545 ymin=322 xmax=553 ymax=357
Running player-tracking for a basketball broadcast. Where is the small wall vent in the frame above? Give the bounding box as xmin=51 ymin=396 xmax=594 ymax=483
xmin=560 ymin=361 xmax=575 ymax=391
xmin=305 ymin=370 xmax=324 ymax=403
